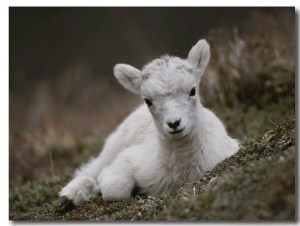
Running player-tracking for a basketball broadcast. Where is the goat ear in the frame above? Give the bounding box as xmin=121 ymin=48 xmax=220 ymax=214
xmin=187 ymin=39 xmax=210 ymax=80
xmin=114 ymin=64 xmax=142 ymax=94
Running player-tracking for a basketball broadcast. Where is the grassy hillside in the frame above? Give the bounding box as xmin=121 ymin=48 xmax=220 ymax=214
xmin=9 ymin=116 xmax=295 ymax=221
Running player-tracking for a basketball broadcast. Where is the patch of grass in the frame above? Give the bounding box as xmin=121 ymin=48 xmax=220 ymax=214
xmin=9 ymin=116 xmax=295 ymax=221
xmin=212 ymin=116 xmax=295 ymax=175
xmin=9 ymin=175 xmax=70 ymax=220
xmin=9 ymin=135 xmax=104 ymax=188
xmin=157 ymin=146 xmax=295 ymax=221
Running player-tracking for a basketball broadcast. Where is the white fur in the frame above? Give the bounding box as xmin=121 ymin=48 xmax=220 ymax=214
xmin=59 ymin=39 xmax=239 ymax=205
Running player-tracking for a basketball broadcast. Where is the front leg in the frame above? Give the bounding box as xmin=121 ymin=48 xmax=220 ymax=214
xmin=58 ymin=157 xmax=104 ymax=211
xmin=59 ymin=176 xmax=98 ymax=211
xmin=97 ymin=153 xmax=135 ymax=201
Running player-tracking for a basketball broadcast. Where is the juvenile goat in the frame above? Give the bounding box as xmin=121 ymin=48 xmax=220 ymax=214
xmin=59 ymin=39 xmax=239 ymax=211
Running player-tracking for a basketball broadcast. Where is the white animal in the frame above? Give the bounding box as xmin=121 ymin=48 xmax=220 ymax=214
xmin=58 ymin=39 xmax=239 ymax=210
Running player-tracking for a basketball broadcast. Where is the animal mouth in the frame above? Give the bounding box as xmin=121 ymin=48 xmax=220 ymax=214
xmin=169 ymin=129 xmax=184 ymax=134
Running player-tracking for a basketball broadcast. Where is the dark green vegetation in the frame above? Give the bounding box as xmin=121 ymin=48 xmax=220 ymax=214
xmin=9 ymin=9 xmax=295 ymax=221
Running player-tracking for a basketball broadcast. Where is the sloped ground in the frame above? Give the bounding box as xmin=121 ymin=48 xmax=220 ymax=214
xmin=9 ymin=116 xmax=295 ymax=221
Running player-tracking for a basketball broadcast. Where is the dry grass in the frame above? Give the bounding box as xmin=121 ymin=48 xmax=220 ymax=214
xmin=202 ymin=9 xmax=295 ymax=107
xmin=9 ymin=63 xmax=141 ymax=187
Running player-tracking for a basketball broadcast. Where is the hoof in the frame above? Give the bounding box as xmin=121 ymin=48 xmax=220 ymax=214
xmin=57 ymin=196 xmax=75 ymax=213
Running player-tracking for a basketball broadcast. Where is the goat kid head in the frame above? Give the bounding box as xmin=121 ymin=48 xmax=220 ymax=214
xmin=114 ymin=39 xmax=210 ymax=139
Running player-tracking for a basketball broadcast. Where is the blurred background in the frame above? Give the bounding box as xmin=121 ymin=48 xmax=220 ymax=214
xmin=9 ymin=7 xmax=295 ymax=188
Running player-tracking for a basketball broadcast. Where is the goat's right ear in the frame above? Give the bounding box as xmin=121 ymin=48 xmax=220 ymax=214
xmin=113 ymin=64 xmax=142 ymax=94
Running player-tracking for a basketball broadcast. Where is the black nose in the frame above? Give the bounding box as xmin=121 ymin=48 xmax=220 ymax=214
xmin=167 ymin=119 xmax=181 ymax=129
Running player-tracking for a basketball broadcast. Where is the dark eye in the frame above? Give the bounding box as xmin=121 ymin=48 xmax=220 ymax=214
xmin=189 ymin=87 xmax=196 ymax=97
xmin=144 ymin=99 xmax=153 ymax=107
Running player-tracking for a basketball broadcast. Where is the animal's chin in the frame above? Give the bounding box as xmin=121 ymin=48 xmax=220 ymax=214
xmin=169 ymin=128 xmax=184 ymax=134
xmin=166 ymin=129 xmax=187 ymax=140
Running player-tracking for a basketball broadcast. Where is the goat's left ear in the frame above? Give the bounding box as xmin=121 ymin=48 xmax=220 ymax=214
xmin=114 ymin=64 xmax=142 ymax=94
xmin=187 ymin=39 xmax=210 ymax=81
